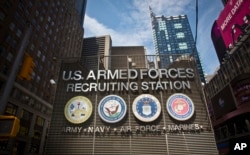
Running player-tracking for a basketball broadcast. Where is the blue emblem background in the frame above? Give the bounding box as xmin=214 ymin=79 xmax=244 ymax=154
xmin=132 ymin=94 xmax=161 ymax=122
xmin=98 ymin=95 xmax=127 ymax=123
xmin=136 ymin=97 xmax=158 ymax=118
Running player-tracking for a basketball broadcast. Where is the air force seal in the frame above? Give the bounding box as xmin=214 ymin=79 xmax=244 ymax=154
xmin=132 ymin=94 xmax=161 ymax=122
xmin=166 ymin=93 xmax=195 ymax=121
xmin=98 ymin=95 xmax=127 ymax=123
xmin=64 ymin=96 xmax=93 ymax=124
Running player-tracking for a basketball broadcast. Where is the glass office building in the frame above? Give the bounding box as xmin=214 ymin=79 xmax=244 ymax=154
xmin=150 ymin=8 xmax=205 ymax=83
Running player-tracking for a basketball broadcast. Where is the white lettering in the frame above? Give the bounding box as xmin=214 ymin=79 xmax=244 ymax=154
xmin=98 ymin=70 xmax=106 ymax=79
xmin=73 ymin=70 xmax=82 ymax=80
xmin=107 ymin=70 xmax=118 ymax=80
xmin=140 ymin=69 xmax=148 ymax=79
xmin=234 ymin=143 xmax=247 ymax=150
xmin=128 ymin=69 xmax=138 ymax=79
xmin=220 ymin=0 xmax=244 ymax=31
xmin=86 ymin=70 xmax=96 ymax=80
xmin=141 ymin=81 xmax=149 ymax=91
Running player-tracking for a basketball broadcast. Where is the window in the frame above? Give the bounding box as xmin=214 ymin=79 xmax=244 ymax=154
xmin=31 ymin=18 xmax=36 ymax=25
xmin=14 ymin=12 xmax=20 ymax=21
xmin=48 ymin=16 xmax=51 ymax=22
xmin=28 ymin=1 xmax=33 ymax=8
xmin=39 ymin=65 xmax=43 ymax=72
xmin=179 ymin=42 xmax=188 ymax=50
xmin=4 ymin=34 xmax=11 ymax=43
xmin=174 ymin=23 xmax=182 ymax=29
xmin=35 ymin=10 xmax=39 ymax=16
xmin=7 ymin=53 xmax=13 ymax=61
xmin=37 ymin=50 xmax=41 ymax=57
xmin=167 ymin=44 xmax=171 ymax=51
xmin=21 ymin=110 xmax=32 ymax=121
xmin=176 ymin=32 xmax=185 ymax=38
xmin=9 ymin=23 xmax=15 ymax=31
xmin=42 ymin=55 xmax=45 ymax=62
xmin=19 ymin=126 xmax=29 ymax=136
xmin=16 ymin=29 xmax=22 ymax=38
xmin=36 ymin=25 xmax=41 ymax=31
xmin=36 ymin=75 xmax=41 ymax=83
xmin=40 ymin=16 xmax=43 ymax=22
xmin=30 ymin=44 xmax=35 ymax=51
xmin=0 ymin=46 xmax=6 ymax=56
xmin=169 ymin=55 xmax=173 ymax=63
xmin=12 ymin=39 xmax=17 ymax=48
xmin=0 ymin=12 xmax=6 ymax=21
xmin=36 ymin=116 xmax=44 ymax=126
xmin=45 ymin=24 xmax=48 ymax=30
xmin=5 ymin=104 xmax=17 ymax=115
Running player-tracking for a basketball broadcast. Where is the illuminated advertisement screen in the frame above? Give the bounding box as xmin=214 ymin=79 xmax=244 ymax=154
xmin=216 ymin=0 xmax=250 ymax=48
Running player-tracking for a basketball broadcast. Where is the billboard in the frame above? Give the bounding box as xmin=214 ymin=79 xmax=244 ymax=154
xmin=216 ymin=0 xmax=250 ymax=48
xmin=211 ymin=21 xmax=227 ymax=64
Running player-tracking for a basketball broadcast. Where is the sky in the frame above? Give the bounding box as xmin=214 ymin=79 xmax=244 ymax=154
xmin=83 ymin=0 xmax=224 ymax=75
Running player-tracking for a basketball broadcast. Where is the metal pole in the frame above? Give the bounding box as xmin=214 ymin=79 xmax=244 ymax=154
xmin=0 ymin=24 xmax=32 ymax=114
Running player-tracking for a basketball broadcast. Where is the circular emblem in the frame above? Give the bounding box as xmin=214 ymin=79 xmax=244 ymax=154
xmin=132 ymin=94 xmax=161 ymax=122
xmin=64 ymin=96 xmax=93 ymax=124
xmin=98 ymin=95 xmax=127 ymax=123
xmin=166 ymin=93 xmax=195 ymax=121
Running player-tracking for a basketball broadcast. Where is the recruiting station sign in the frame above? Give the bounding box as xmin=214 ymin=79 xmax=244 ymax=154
xmin=45 ymin=60 xmax=218 ymax=154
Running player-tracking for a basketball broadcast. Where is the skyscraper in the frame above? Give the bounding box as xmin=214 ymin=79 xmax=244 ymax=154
xmin=111 ymin=46 xmax=147 ymax=69
xmin=0 ymin=0 xmax=86 ymax=154
xmin=150 ymin=7 xmax=205 ymax=83
xmin=81 ymin=35 xmax=112 ymax=70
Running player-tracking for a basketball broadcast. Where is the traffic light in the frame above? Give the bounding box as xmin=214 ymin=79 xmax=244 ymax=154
xmin=0 ymin=115 xmax=20 ymax=138
xmin=18 ymin=55 xmax=34 ymax=80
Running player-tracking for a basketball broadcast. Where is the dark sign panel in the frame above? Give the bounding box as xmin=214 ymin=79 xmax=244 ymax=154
xmin=211 ymin=85 xmax=237 ymax=119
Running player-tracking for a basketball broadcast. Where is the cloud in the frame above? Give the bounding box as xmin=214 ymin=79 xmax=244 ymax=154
xmin=146 ymin=0 xmax=194 ymax=15
xmin=84 ymin=14 xmax=152 ymax=49
xmin=196 ymin=2 xmax=222 ymax=74
xmin=84 ymin=0 xmax=222 ymax=74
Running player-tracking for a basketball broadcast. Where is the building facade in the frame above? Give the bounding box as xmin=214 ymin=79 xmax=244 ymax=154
xmin=149 ymin=8 xmax=205 ymax=83
xmin=111 ymin=46 xmax=147 ymax=69
xmin=0 ymin=0 xmax=86 ymax=154
xmin=81 ymin=35 xmax=112 ymax=70
xmin=204 ymin=30 xmax=250 ymax=154
xmin=206 ymin=1 xmax=250 ymax=154
xmin=45 ymin=54 xmax=218 ymax=154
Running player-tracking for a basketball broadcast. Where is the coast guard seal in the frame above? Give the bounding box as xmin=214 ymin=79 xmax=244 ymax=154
xmin=98 ymin=95 xmax=127 ymax=123
xmin=166 ymin=93 xmax=195 ymax=121
xmin=132 ymin=94 xmax=161 ymax=122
